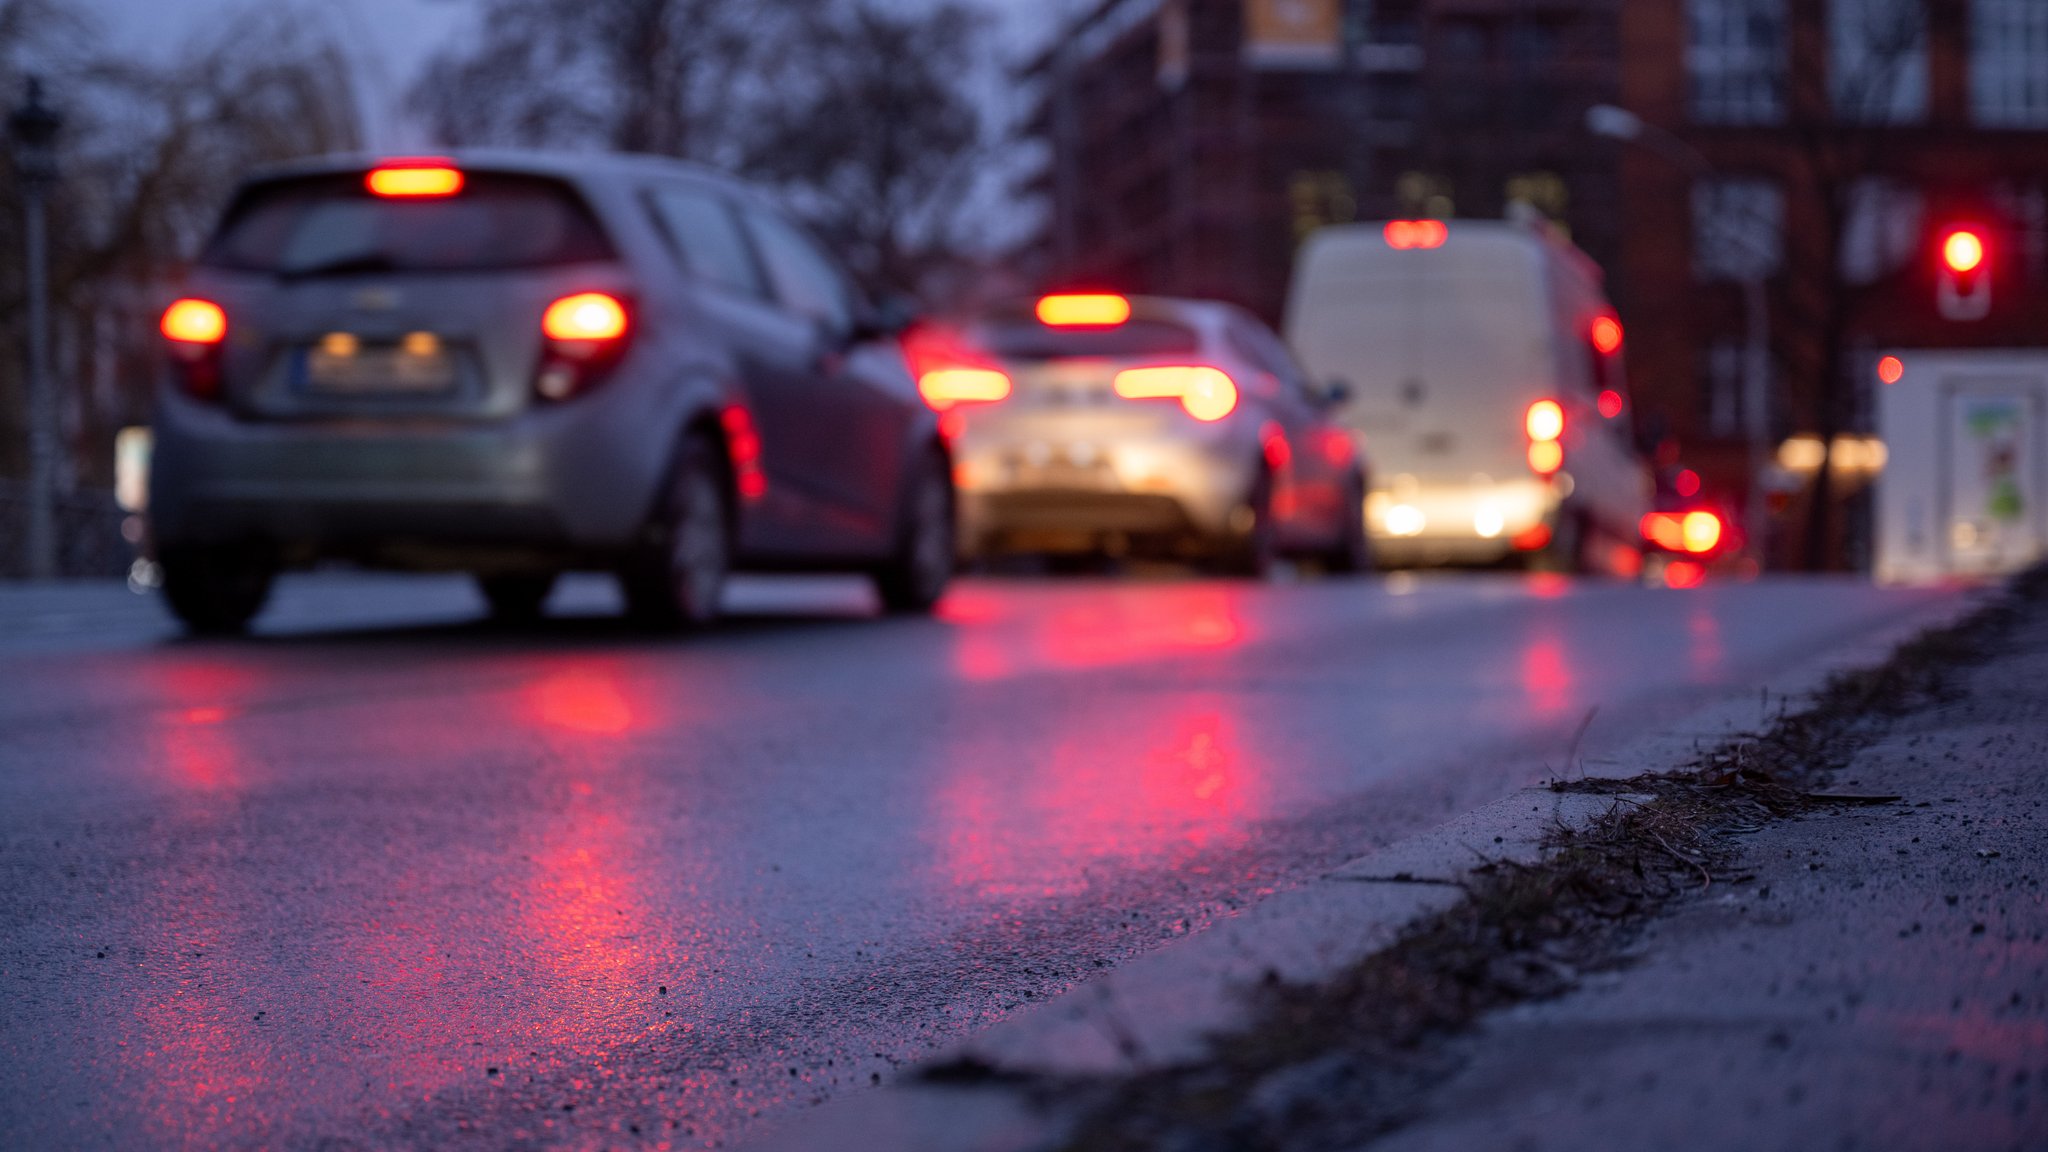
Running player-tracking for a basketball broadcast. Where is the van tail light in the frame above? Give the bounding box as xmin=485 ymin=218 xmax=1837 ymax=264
xmin=535 ymin=293 xmax=631 ymax=401
xmin=161 ymin=298 xmax=227 ymax=400
xmin=1525 ymin=398 xmax=1565 ymax=475
xmin=1114 ymin=365 xmax=1239 ymax=422
xmin=1641 ymin=510 xmax=1724 ymax=555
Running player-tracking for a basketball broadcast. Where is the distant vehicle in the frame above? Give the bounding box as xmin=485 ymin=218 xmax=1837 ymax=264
xmin=920 ymin=293 xmax=1371 ymax=574
xmin=1284 ymin=218 xmax=1652 ymax=571
xmin=150 ymin=151 xmax=952 ymax=633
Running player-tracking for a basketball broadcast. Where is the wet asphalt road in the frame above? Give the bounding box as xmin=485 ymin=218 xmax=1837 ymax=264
xmin=0 ymin=572 xmax=1957 ymax=1150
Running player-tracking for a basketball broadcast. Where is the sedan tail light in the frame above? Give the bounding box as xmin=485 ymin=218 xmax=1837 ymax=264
xmin=1113 ymin=365 xmax=1239 ymax=422
xmin=535 ymin=292 xmax=631 ymax=401
xmin=160 ymin=298 xmax=227 ymax=400
xmin=901 ymin=321 xmax=1011 ymax=414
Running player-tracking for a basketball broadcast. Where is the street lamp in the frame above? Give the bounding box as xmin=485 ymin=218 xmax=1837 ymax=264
xmin=1586 ymin=102 xmax=1771 ymax=569
xmin=10 ymin=77 xmax=61 ymax=581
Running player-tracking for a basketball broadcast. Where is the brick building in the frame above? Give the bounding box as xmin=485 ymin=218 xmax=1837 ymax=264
xmin=1020 ymin=1 xmax=2048 ymax=569
xmin=1020 ymin=0 xmax=1622 ymax=322
xmin=1613 ymin=0 xmax=2048 ymax=569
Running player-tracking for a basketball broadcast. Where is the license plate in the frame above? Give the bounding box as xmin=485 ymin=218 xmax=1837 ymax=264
xmin=303 ymin=341 xmax=457 ymax=394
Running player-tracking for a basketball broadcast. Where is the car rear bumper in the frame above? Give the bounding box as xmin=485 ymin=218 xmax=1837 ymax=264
xmin=1367 ymin=479 xmax=1559 ymax=565
xmin=954 ymin=440 xmax=1255 ymax=553
xmin=148 ymin=391 xmax=666 ymax=565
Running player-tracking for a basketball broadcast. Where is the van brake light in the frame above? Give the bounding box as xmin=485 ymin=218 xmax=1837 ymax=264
xmin=1384 ymin=220 xmax=1448 ymax=250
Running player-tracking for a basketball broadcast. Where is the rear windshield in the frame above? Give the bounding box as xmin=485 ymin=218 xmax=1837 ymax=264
xmin=201 ymin=172 xmax=617 ymax=276
xmin=969 ymin=318 xmax=1200 ymax=361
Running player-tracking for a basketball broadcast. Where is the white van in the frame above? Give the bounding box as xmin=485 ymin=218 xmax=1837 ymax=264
xmin=1284 ymin=218 xmax=1652 ymax=569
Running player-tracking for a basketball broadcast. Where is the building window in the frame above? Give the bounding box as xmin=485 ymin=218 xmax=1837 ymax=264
xmin=1839 ymin=178 xmax=1923 ymax=285
xmin=1693 ymin=179 xmax=1784 ymax=282
xmin=1688 ymin=0 xmax=1786 ymax=125
xmin=1829 ymin=0 xmax=1927 ymax=123
xmin=1701 ymin=340 xmax=1748 ymax=439
xmin=1991 ymin=181 xmax=2048 ymax=284
xmin=1973 ymin=0 xmax=2048 ymax=127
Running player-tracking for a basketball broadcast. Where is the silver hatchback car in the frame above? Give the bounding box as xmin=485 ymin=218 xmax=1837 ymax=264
xmin=151 ymin=151 xmax=955 ymax=633
xmin=915 ymin=294 xmax=1371 ymax=573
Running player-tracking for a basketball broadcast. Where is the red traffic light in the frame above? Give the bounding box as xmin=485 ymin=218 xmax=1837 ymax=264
xmin=1943 ymin=229 xmax=1985 ymax=275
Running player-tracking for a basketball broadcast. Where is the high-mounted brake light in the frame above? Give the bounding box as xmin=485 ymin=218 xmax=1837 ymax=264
xmin=543 ymin=293 xmax=629 ymax=342
xmin=1114 ymin=365 xmax=1239 ymax=422
xmin=1384 ymin=220 xmax=1448 ymax=250
xmin=1525 ymin=400 xmax=1565 ymax=443
xmin=161 ymin=299 xmax=227 ymax=345
xmin=1591 ymin=316 xmax=1624 ymax=356
xmin=367 ymin=160 xmax=465 ymax=199
xmin=1036 ymin=294 xmax=1131 ymax=328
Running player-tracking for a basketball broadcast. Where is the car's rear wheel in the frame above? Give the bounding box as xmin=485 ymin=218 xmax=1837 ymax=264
xmin=620 ymin=433 xmax=729 ymax=630
xmin=1323 ymin=474 xmax=1374 ymax=575
xmin=1213 ymin=470 xmax=1276 ymax=579
xmin=873 ymin=451 xmax=955 ymax=615
xmin=476 ymin=572 xmax=557 ymax=623
xmin=159 ymin=545 xmax=275 ymax=636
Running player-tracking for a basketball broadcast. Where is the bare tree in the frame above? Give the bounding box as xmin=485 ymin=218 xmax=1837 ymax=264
xmin=745 ymin=2 xmax=989 ymax=295
xmin=409 ymin=0 xmax=806 ymax=167
xmin=1775 ymin=0 xmax=1929 ymax=570
xmin=0 ymin=0 xmax=359 ymax=555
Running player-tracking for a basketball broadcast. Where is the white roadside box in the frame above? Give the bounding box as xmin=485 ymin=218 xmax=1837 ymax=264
xmin=1876 ymin=350 xmax=2048 ymax=585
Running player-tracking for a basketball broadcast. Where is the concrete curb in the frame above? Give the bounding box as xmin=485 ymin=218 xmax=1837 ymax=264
xmin=738 ymin=588 xmax=1990 ymax=1152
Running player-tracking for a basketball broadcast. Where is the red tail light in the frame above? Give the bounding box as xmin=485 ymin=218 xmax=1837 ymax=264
xmin=367 ymin=159 xmax=465 ymax=199
xmin=1114 ymin=365 xmax=1239 ymax=422
xmin=919 ymin=368 xmax=1011 ymax=410
xmin=1590 ymin=316 xmax=1624 ymax=356
xmin=1383 ymin=220 xmax=1448 ymax=250
xmin=901 ymin=322 xmax=1011 ymax=413
xmin=1036 ymin=294 xmax=1131 ymax=328
xmin=536 ymin=292 xmax=631 ymax=401
xmin=1524 ymin=399 xmax=1565 ymax=475
xmin=1641 ymin=510 xmax=1724 ymax=555
xmin=161 ymin=298 xmax=227 ymax=399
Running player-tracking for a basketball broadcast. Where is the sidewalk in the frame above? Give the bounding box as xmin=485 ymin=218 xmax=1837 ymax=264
xmin=742 ymin=582 xmax=2042 ymax=1152
xmin=1368 ymin=604 xmax=2048 ymax=1152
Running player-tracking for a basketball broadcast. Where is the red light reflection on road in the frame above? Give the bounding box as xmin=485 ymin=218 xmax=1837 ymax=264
xmin=937 ymin=702 xmax=1266 ymax=901
xmin=1521 ymin=634 xmax=1576 ymax=717
xmin=531 ymin=669 xmax=638 ymax=735
xmin=948 ymin=585 xmax=1250 ymax=682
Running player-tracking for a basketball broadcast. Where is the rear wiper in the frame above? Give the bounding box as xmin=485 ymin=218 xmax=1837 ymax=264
xmin=278 ymin=252 xmax=398 ymax=280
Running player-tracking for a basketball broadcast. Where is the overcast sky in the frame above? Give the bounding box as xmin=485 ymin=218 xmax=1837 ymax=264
xmin=74 ymin=0 xmax=1085 ymax=150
